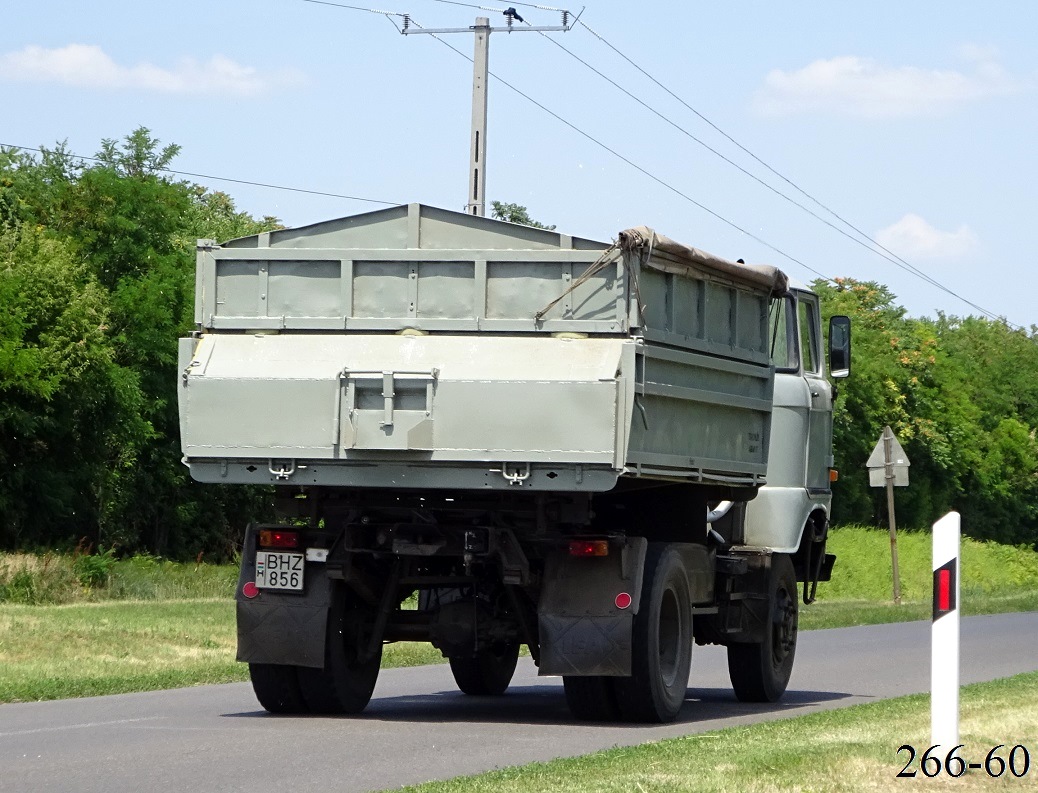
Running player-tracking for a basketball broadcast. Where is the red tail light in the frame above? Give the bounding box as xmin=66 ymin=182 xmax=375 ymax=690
xmin=258 ymin=529 xmax=300 ymax=549
xmin=568 ymin=540 xmax=609 ymax=557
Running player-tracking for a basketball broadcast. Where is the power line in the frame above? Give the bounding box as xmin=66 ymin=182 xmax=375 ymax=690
xmin=302 ymin=0 xmax=830 ymax=278
xmin=301 ymin=0 xmax=413 ymax=32
xmin=302 ymin=2 xmax=827 ymax=277
xmin=570 ymin=19 xmax=1009 ymax=324
xmin=301 ymin=0 xmax=406 ymax=18
xmin=0 ymin=143 xmax=399 ymax=206
xmin=533 ymin=33 xmax=866 ymax=252
xmin=418 ymin=2 xmax=1010 ymax=323
xmin=403 ymin=18 xmax=830 ymax=280
xmin=427 ymin=0 xmax=572 ymax=11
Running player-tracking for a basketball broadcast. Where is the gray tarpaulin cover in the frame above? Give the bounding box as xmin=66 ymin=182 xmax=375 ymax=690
xmin=618 ymin=226 xmax=790 ymax=296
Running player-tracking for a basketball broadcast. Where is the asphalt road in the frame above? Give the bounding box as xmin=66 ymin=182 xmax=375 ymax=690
xmin=3 ymin=612 xmax=1037 ymax=793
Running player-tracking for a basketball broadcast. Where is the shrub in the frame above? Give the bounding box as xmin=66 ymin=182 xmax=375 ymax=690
xmin=72 ymin=547 xmax=118 ymax=589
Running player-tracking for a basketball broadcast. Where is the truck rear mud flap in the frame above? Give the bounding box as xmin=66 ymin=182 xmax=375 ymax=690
xmin=537 ymin=539 xmax=715 ymax=676
xmin=537 ymin=538 xmax=647 ymax=677
xmin=235 ymin=531 xmax=332 ymax=668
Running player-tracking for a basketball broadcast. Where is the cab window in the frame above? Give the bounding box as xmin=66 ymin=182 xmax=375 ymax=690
xmin=797 ymin=298 xmax=820 ymax=374
xmin=768 ymin=296 xmax=798 ymax=371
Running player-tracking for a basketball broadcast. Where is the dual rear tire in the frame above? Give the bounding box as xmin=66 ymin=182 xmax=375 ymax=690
xmin=564 ymin=543 xmax=694 ymax=723
xmin=249 ymin=589 xmax=382 ymax=715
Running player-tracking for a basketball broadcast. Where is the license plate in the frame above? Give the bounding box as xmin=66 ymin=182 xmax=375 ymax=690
xmin=255 ymin=551 xmax=304 ymax=591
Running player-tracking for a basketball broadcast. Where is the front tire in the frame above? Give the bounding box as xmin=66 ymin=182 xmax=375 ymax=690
xmin=727 ymin=553 xmax=798 ymax=702
xmin=612 ymin=543 xmax=693 ymax=723
xmin=297 ymin=588 xmax=382 ymax=714
xmin=449 ymin=642 xmax=520 ymax=695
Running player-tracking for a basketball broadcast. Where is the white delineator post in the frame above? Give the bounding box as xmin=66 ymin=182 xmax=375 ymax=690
xmin=931 ymin=511 xmax=961 ymax=751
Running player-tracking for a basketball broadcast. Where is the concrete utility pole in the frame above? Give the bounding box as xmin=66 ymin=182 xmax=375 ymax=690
xmin=402 ymin=9 xmax=576 ymax=216
xmin=469 ymin=17 xmax=490 ymax=217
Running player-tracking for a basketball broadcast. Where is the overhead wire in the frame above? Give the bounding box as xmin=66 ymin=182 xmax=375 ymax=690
xmin=301 ymin=0 xmax=412 ymax=31
xmin=0 ymin=143 xmax=399 ymax=206
xmin=9 ymin=1 xmax=1005 ymax=321
xmin=571 ymin=18 xmax=1008 ymax=324
xmin=417 ymin=0 xmax=1010 ymax=323
xmin=293 ymin=0 xmax=854 ymax=283
xmin=428 ymin=0 xmax=571 ymax=10
xmin=398 ymin=16 xmax=829 ymax=280
xmin=301 ymin=0 xmax=407 ymax=17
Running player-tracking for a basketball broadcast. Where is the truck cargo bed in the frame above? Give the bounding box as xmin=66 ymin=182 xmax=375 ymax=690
xmin=179 ymin=203 xmax=786 ymax=492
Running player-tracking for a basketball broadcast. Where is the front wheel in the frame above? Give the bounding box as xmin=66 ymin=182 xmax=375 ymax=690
xmin=727 ymin=553 xmax=798 ymax=702
xmin=449 ymin=642 xmax=520 ymax=695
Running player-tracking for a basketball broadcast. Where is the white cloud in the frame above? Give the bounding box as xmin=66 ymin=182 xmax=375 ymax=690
xmin=876 ymin=214 xmax=978 ymax=260
xmin=0 ymin=44 xmax=304 ymax=96
xmin=755 ymin=51 xmax=1018 ymax=119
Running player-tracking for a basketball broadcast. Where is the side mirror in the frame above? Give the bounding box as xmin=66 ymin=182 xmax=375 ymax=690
xmin=828 ymin=315 xmax=851 ymax=378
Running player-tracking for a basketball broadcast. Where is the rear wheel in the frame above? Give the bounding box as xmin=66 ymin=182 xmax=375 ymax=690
xmin=449 ymin=641 xmax=520 ymax=695
xmin=727 ymin=553 xmax=798 ymax=702
xmin=612 ymin=543 xmax=693 ymax=723
xmin=297 ymin=589 xmax=382 ymax=714
xmin=248 ymin=663 xmax=308 ymax=714
xmin=563 ymin=676 xmax=620 ymax=721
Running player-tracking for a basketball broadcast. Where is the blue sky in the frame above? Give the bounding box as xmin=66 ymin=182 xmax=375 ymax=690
xmin=3 ymin=1 xmax=1035 ymax=327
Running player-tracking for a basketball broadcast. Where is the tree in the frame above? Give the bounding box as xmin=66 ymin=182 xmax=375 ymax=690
xmin=181 ymin=187 xmax=282 ymax=248
xmin=814 ymin=277 xmax=1038 ymax=547
xmin=96 ymin=128 xmax=180 ymax=178
xmin=0 ymin=128 xmax=279 ymax=557
xmin=490 ymin=200 xmax=556 ymax=230
xmin=0 ymin=227 xmax=146 ymax=549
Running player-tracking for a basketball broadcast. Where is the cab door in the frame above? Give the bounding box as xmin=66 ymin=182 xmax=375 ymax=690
xmin=764 ymin=294 xmax=810 ymax=489
xmin=762 ymin=290 xmax=832 ymax=492
xmin=796 ymin=293 xmax=834 ymax=493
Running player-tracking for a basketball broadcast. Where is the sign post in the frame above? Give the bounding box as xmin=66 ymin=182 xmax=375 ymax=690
xmin=867 ymin=426 xmax=910 ymax=604
xmin=931 ymin=511 xmax=961 ymax=752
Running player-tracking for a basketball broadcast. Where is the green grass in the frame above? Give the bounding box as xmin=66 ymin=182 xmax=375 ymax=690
xmin=800 ymin=526 xmax=1038 ymax=630
xmin=0 ymin=551 xmax=238 ymax=605
xmin=395 ymin=671 xmax=1038 ymax=793
xmin=0 ymin=599 xmax=243 ymax=701
xmin=821 ymin=525 xmax=1038 ymax=601
xmin=0 ymin=598 xmax=445 ymax=703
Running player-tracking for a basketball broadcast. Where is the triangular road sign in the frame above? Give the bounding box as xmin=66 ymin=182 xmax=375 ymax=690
xmin=867 ymin=425 xmax=910 ymax=469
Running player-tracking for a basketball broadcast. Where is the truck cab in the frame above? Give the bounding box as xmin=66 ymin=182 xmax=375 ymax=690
xmin=744 ymin=281 xmax=850 ymax=597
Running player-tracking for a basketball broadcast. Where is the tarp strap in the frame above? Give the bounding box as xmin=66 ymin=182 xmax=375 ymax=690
xmin=534 ymin=242 xmax=621 ymax=322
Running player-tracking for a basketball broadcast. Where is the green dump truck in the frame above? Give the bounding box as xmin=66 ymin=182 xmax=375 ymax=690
xmin=177 ymin=203 xmax=850 ymax=722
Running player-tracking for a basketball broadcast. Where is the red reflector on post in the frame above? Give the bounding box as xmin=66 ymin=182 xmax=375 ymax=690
xmin=932 ymin=557 xmax=957 ymax=620
xmin=568 ymin=540 xmax=609 ymax=557
xmin=258 ymin=529 xmax=300 ymax=549
xmin=938 ymin=569 xmax=951 ymax=612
